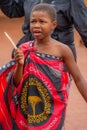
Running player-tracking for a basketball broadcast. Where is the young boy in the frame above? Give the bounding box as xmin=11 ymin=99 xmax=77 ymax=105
xmin=0 ymin=3 xmax=87 ymax=130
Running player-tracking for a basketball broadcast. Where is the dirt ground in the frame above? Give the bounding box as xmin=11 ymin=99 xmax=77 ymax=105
xmin=0 ymin=11 xmax=87 ymax=130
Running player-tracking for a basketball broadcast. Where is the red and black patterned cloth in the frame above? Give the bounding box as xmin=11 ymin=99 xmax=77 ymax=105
xmin=0 ymin=41 xmax=70 ymax=130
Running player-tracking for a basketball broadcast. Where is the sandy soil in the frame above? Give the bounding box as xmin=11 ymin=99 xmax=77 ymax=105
xmin=0 ymin=10 xmax=87 ymax=130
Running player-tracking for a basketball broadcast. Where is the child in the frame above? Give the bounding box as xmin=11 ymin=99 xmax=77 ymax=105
xmin=0 ymin=3 xmax=87 ymax=130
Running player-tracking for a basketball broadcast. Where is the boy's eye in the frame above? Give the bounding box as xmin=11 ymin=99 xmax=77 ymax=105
xmin=30 ymin=20 xmax=36 ymax=24
xmin=30 ymin=20 xmax=47 ymax=24
xmin=40 ymin=20 xmax=45 ymax=23
xmin=40 ymin=20 xmax=47 ymax=24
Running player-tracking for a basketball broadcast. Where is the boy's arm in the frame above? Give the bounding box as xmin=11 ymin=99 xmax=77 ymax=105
xmin=13 ymin=64 xmax=24 ymax=86
xmin=62 ymin=45 xmax=87 ymax=102
xmin=13 ymin=48 xmax=24 ymax=86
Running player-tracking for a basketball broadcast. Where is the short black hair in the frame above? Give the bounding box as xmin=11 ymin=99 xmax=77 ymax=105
xmin=31 ymin=3 xmax=57 ymax=21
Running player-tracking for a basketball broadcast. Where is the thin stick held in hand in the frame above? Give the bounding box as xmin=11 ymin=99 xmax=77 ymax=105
xmin=4 ymin=32 xmax=17 ymax=49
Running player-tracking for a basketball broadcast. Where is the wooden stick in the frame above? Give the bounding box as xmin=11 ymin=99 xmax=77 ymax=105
xmin=4 ymin=32 xmax=17 ymax=49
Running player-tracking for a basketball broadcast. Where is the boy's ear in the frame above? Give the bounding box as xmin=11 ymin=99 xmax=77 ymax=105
xmin=52 ymin=21 xmax=57 ymax=29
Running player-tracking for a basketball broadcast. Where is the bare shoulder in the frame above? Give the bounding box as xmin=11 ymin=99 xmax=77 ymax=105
xmin=50 ymin=39 xmax=74 ymax=60
xmin=53 ymin=40 xmax=73 ymax=58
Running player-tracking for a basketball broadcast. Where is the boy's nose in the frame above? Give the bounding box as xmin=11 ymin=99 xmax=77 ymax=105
xmin=34 ymin=22 xmax=41 ymax=27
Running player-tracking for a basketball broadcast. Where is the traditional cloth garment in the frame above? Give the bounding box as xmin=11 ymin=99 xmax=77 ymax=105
xmin=0 ymin=41 xmax=70 ymax=130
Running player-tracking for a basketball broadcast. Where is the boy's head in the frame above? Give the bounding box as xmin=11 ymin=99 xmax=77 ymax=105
xmin=30 ymin=3 xmax=57 ymax=40
xmin=30 ymin=3 xmax=57 ymax=22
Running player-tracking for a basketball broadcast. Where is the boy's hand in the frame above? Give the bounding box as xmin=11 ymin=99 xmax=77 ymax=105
xmin=14 ymin=47 xmax=24 ymax=65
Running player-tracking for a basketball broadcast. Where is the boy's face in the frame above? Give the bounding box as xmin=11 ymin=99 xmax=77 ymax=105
xmin=30 ymin=11 xmax=57 ymax=40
